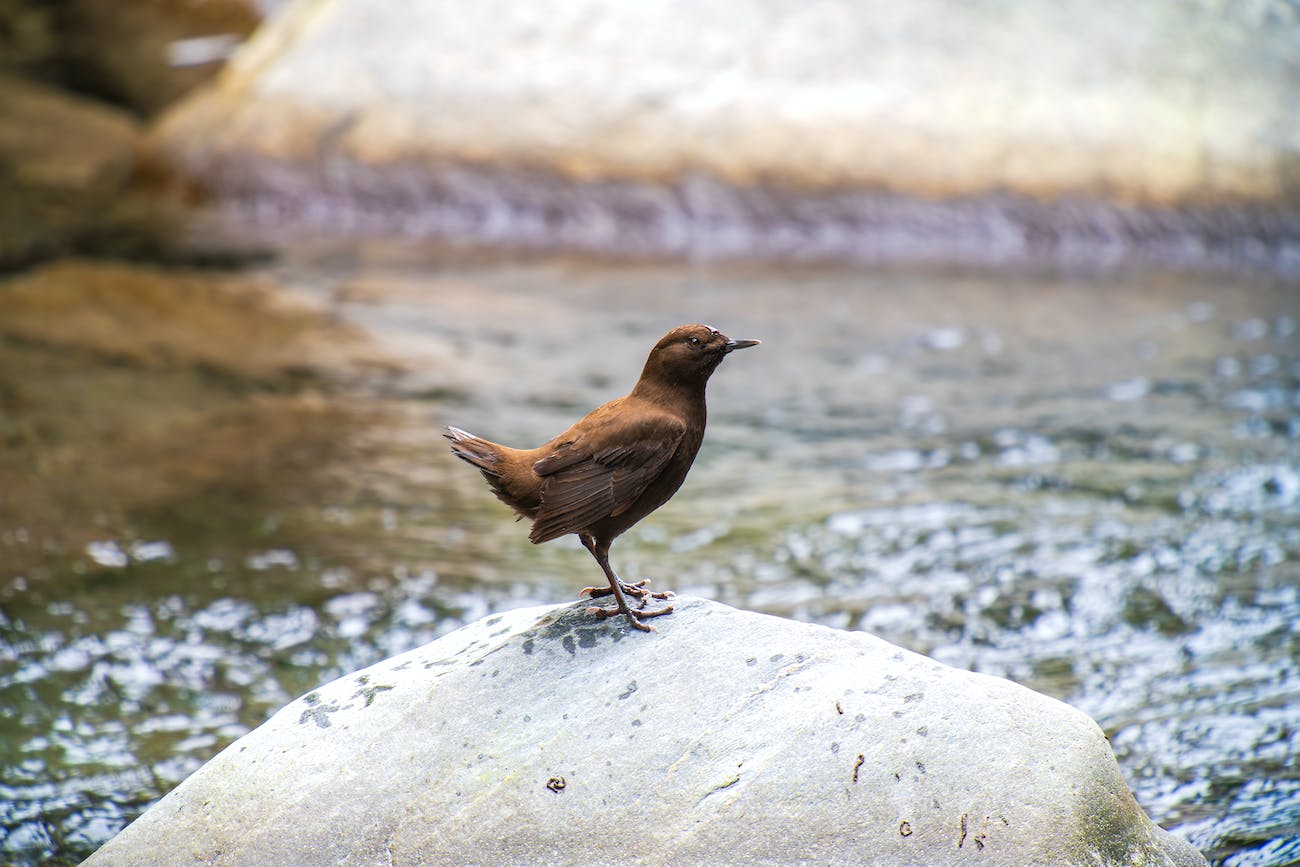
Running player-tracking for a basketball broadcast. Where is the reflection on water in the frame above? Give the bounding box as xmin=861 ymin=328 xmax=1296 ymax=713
xmin=1 ymin=255 xmax=1297 ymax=865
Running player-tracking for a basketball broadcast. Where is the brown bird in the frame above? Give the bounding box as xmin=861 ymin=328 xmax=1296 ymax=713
xmin=445 ymin=324 xmax=759 ymax=631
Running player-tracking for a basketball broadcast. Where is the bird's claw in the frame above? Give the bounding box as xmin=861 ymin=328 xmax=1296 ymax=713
xmin=585 ymin=602 xmax=674 ymax=632
xmin=580 ymin=578 xmax=675 ymax=604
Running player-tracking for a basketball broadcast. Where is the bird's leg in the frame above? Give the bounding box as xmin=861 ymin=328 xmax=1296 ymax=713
xmin=577 ymin=535 xmax=674 ymax=602
xmin=578 ymin=535 xmax=673 ymax=631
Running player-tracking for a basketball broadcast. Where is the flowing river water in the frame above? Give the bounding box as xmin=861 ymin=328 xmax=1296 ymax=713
xmin=1 ymin=250 xmax=1297 ymax=864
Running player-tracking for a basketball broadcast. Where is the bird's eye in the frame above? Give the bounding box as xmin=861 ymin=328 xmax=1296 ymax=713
xmin=688 ymin=336 xmax=701 ymax=347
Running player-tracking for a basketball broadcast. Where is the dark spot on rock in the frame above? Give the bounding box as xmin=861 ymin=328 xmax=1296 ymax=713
xmin=484 ymin=615 xmax=502 ymax=627
xmin=746 ymin=656 xmax=757 ymax=666
xmin=618 ymin=681 xmax=637 ymax=700
xmin=769 ymin=654 xmax=784 ymax=663
xmin=297 ymin=693 xmax=341 ymax=728
xmin=916 ymin=725 xmax=928 ymax=737
xmin=522 ymin=638 xmax=535 ymax=655
xmin=904 ymin=692 xmax=923 ymax=703
xmin=631 ymin=719 xmax=642 ymax=727
xmin=830 ymin=742 xmax=840 ymax=753
xmin=350 ymin=680 xmax=394 ymax=708
xmin=835 ymin=701 xmax=844 ymax=714
xmin=915 ymin=760 xmax=926 ymax=774
xmin=562 ymin=634 xmax=576 ymax=656
xmin=523 ymin=714 xmax=531 ymax=723
xmin=546 ymin=776 xmax=566 ymax=794
xmin=541 ymin=608 xmax=589 ymax=643
xmin=852 ymin=754 xmax=865 ymax=783
xmin=576 ymin=628 xmax=599 ymax=649
xmin=900 ymin=821 xmax=913 ymax=837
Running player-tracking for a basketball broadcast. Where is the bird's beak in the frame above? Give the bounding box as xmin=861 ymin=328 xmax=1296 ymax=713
xmin=723 ymin=338 xmax=761 ymax=354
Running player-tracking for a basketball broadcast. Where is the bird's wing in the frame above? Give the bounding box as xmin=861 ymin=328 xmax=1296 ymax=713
xmin=528 ymin=412 xmax=687 ymax=544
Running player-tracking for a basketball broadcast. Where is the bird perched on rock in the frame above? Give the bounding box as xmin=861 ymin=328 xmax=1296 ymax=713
xmin=446 ymin=324 xmax=759 ymax=632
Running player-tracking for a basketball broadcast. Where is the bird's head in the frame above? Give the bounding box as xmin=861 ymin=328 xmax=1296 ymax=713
xmin=637 ymin=324 xmax=760 ymax=390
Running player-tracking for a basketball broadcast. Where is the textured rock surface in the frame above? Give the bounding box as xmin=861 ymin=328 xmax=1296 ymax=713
xmin=86 ymin=597 xmax=1206 ymax=866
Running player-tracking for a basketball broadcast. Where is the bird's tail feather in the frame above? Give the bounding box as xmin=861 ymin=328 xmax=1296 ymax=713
xmin=445 ymin=425 xmax=537 ymax=521
xmin=444 ymin=426 xmax=504 ymax=475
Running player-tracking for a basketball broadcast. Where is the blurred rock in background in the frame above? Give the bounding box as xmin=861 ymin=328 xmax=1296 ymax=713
xmin=0 ymin=74 xmax=140 ymax=265
xmin=148 ymin=0 xmax=1300 ymax=270
xmin=0 ymin=0 xmax=261 ymax=268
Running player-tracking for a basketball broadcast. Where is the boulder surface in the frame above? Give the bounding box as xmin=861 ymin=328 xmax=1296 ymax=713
xmin=86 ymin=597 xmax=1207 ymax=866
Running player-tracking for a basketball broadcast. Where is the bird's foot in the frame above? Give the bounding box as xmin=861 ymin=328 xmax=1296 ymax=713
xmin=585 ymin=601 xmax=674 ymax=633
xmin=580 ymin=578 xmax=675 ymax=603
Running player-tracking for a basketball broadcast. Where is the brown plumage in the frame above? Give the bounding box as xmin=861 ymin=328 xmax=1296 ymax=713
xmin=446 ymin=324 xmax=759 ymax=631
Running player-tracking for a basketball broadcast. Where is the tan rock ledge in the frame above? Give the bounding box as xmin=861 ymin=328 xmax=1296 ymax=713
xmin=85 ymin=597 xmax=1207 ymax=866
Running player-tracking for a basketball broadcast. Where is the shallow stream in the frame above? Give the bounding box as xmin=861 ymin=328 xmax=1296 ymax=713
xmin=2 ymin=253 xmax=1297 ymax=864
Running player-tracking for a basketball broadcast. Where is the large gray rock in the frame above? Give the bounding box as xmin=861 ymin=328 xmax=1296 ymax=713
xmin=148 ymin=0 xmax=1300 ymax=267
xmin=86 ymin=597 xmax=1206 ymax=866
